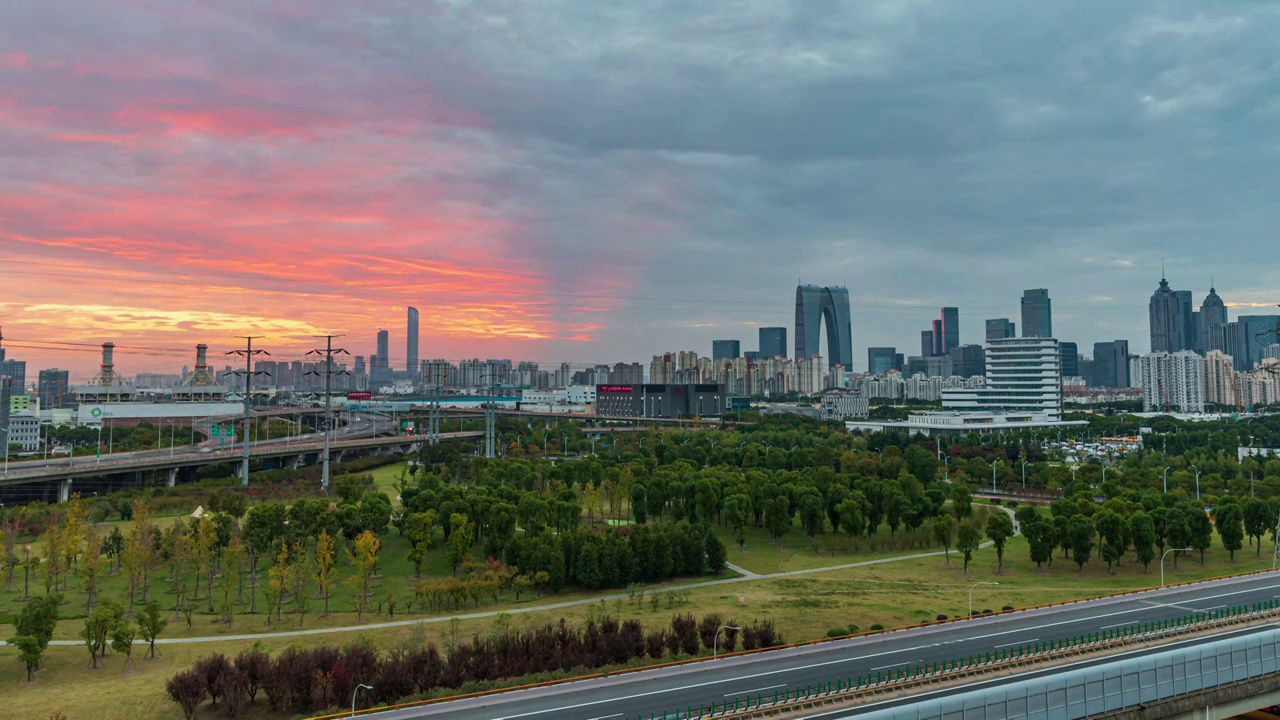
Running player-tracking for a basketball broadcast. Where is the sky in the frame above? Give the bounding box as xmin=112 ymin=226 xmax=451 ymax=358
xmin=3 ymin=0 xmax=1280 ymax=379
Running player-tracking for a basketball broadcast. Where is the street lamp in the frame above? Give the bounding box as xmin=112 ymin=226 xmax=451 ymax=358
xmin=991 ymin=459 xmax=1000 ymax=494
xmin=1190 ymin=465 xmax=1201 ymax=500
xmin=351 ymin=683 xmax=374 ymax=717
xmin=713 ymin=624 xmax=741 ymax=657
xmin=1161 ymin=547 xmax=1192 ymax=587
xmin=969 ymin=581 xmax=1000 ymax=617
xmin=1020 ymin=459 xmax=1028 ymax=489
xmin=1162 ymin=467 xmax=1171 ymax=494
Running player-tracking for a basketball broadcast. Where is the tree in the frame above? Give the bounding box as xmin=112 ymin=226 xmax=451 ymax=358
xmin=984 ymin=512 xmax=1014 ymax=573
xmin=723 ymin=495 xmax=751 ymax=549
xmin=137 ymin=599 xmax=168 ymax=659
xmin=192 ymin=516 xmax=219 ymax=612
xmin=1068 ymin=519 xmax=1094 ymax=575
xmin=315 ymin=529 xmax=338 ymax=617
xmin=1164 ymin=510 xmax=1189 ymax=568
xmin=166 ymin=668 xmax=208 ymax=720
xmin=9 ymin=593 xmax=61 ymax=681
xmin=950 ymin=483 xmax=973 ymax=520
xmin=265 ymin=542 xmax=294 ymax=624
xmin=1025 ymin=520 xmax=1056 ymax=570
xmin=836 ymin=495 xmax=866 ymax=539
xmin=80 ymin=525 xmax=108 ymax=612
xmin=1093 ymin=510 xmax=1124 ymax=572
xmin=347 ymin=530 xmax=381 ymax=621
xmin=1186 ymin=506 xmax=1213 ymax=564
xmin=1244 ymin=498 xmax=1273 ymax=557
xmin=704 ymin=530 xmax=727 ymax=573
xmin=405 ymin=511 xmax=437 ymax=577
xmin=955 ymin=523 xmax=982 ymax=575
xmin=797 ymin=492 xmax=825 ymax=536
xmin=763 ymin=496 xmax=791 ymax=543
xmin=111 ymin=621 xmax=137 ymax=673
xmin=932 ymin=515 xmax=955 ymax=565
xmin=447 ymin=514 xmax=473 ymax=575
xmin=1216 ymin=502 xmax=1245 ymax=561
xmin=219 ymin=536 xmax=245 ymax=628
xmin=82 ymin=599 xmax=123 ymax=670
xmin=1129 ymin=512 xmax=1157 ymax=573
xmin=121 ymin=501 xmax=158 ymax=615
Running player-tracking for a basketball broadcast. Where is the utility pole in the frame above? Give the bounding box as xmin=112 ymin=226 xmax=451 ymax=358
xmin=483 ymin=371 xmax=498 ymax=459
xmin=424 ymin=363 xmax=443 ymax=445
xmin=227 ymin=336 xmax=268 ymax=488
xmin=306 ymin=335 xmax=349 ymax=492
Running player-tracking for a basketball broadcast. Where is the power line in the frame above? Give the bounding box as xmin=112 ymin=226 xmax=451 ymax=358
xmin=227 ymin=337 xmax=268 ymax=488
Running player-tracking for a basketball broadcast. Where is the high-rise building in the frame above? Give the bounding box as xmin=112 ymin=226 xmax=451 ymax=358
xmin=1059 ymin=342 xmax=1079 ymax=378
xmin=867 ymin=347 xmax=899 ymax=374
xmin=1204 ymin=350 xmax=1235 ymax=408
xmin=794 ymin=285 xmax=853 ymax=369
xmin=376 ymin=328 xmax=389 ymax=363
xmin=712 ymin=340 xmax=741 ymax=360
xmin=920 ymin=331 xmax=934 ymax=359
xmin=1139 ymin=351 xmax=1205 ymax=413
xmin=37 ymin=368 xmax=70 ymax=408
xmin=406 ymin=307 xmax=419 ymax=376
xmin=1149 ymin=276 xmax=1194 ymax=354
xmin=940 ymin=307 xmax=959 ymax=355
xmin=950 ymin=344 xmax=985 ymax=378
xmin=1091 ymin=340 xmax=1130 ymax=388
xmin=1236 ymin=315 xmax=1280 ymax=370
xmin=0 ymin=327 xmax=27 ymax=392
xmin=942 ymin=337 xmax=1063 ymax=419
xmin=985 ymin=318 xmax=1015 ymax=341
xmin=1198 ymin=286 xmax=1228 ymax=354
xmin=1020 ymin=289 xmax=1052 ymax=338
xmin=931 ymin=319 xmax=943 ymax=356
xmin=758 ymin=327 xmax=787 ymax=359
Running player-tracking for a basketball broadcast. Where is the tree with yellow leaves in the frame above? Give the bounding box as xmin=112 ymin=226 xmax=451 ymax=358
xmin=314 ymin=529 xmax=338 ymax=617
xmin=346 ymin=530 xmax=380 ymax=622
xmin=81 ymin=525 xmax=109 ymax=613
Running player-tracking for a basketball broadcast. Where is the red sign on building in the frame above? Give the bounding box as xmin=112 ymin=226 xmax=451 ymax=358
xmin=347 ymin=391 xmax=373 ymax=400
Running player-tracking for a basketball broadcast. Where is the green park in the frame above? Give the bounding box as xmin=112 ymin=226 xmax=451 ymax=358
xmin=4 ymin=411 xmax=1280 ymax=719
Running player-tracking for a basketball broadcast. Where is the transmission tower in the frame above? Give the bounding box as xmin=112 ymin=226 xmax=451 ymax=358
xmin=306 ymin=335 xmax=350 ymax=492
xmin=424 ymin=363 xmax=444 ymax=445
xmin=227 ymin=336 xmax=269 ymax=488
xmin=482 ymin=369 xmax=500 ymax=459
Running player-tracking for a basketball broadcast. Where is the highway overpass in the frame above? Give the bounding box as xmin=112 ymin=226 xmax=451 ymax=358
xmin=362 ymin=572 xmax=1280 ymax=720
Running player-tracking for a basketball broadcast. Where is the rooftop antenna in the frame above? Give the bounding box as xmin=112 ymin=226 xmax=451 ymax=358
xmin=1161 ymin=258 xmax=1166 ymax=279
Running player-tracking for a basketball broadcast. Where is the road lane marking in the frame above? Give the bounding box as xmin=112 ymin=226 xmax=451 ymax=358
xmin=483 ymin=583 xmax=1280 ymax=720
xmin=1193 ymin=605 xmax=1225 ymax=612
xmin=728 ymin=684 xmax=784 ymax=696
xmin=994 ymin=641 xmax=1025 ymax=648
xmin=585 ymin=714 xmax=620 ymax=720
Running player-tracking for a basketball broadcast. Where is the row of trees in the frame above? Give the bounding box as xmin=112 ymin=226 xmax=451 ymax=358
xmin=168 ymin=614 xmax=786 ymax=718
xmin=7 ymin=592 xmax=167 ymax=683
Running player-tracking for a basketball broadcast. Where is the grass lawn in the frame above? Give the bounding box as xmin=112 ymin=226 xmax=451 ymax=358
xmin=3 ymin=531 xmax=1274 ymax=720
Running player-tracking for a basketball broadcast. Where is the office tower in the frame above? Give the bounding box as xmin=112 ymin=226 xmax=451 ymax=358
xmin=1091 ymin=340 xmax=1130 ymax=388
xmin=986 ymin=318 xmax=1015 ymax=341
xmin=376 ymin=328 xmax=389 ymax=362
xmin=940 ymin=307 xmax=959 ymax=355
xmin=950 ymin=344 xmax=986 ymax=378
xmin=1175 ymin=290 xmax=1195 ymax=351
xmin=931 ymin=319 xmax=943 ymax=355
xmin=758 ymin=327 xmax=787 ymax=359
xmin=406 ymin=307 xmax=419 ymax=376
xmin=1020 ymin=289 xmax=1052 ymax=338
xmin=920 ymin=331 xmax=934 ymax=358
xmin=712 ymin=340 xmax=741 ymax=360
xmin=1236 ymin=316 xmax=1280 ymax=370
xmin=1149 ymin=276 xmax=1194 ymax=353
xmin=867 ymin=347 xmax=898 ymax=374
xmin=37 ymin=368 xmax=70 ymax=408
xmin=1078 ymin=357 xmax=1095 ymax=386
xmin=1140 ymin=351 xmax=1205 ymax=413
xmin=794 ymin=285 xmax=853 ymax=369
xmin=0 ymin=327 xmax=26 ymax=391
xmin=943 ymin=337 xmax=1063 ymax=419
xmin=1199 ymin=286 xmax=1228 ymax=354
xmin=1059 ymin=342 xmax=1079 ymax=378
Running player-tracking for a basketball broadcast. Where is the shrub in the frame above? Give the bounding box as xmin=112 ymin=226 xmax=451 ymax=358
xmin=936 ymin=614 xmax=949 ymax=622
xmin=825 ymin=627 xmax=848 ymax=638
xmin=870 ymin=623 xmax=885 ymax=631
xmin=234 ymin=646 xmax=270 ymax=703
xmin=193 ymin=653 xmax=231 ymax=707
xmin=166 ymin=669 xmax=207 ymax=720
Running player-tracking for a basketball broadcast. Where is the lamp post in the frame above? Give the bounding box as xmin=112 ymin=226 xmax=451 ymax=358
xmin=1162 ymin=467 xmax=1171 ymax=494
xmin=969 ymin=581 xmax=999 ymax=617
xmin=1161 ymin=547 xmax=1192 ymax=587
xmin=1190 ymin=465 xmax=1201 ymax=500
xmin=991 ymin=460 xmax=1000 ymax=494
xmin=1020 ymin=459 xmax=1028 ymax=489
xmin=351 ymin=683 xmax=374 ymax=717
xmin=713 ymin=624 xmax=741 ymax=657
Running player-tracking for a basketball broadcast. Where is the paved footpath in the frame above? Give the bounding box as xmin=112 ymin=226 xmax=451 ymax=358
xmin=14 ymin=508 xmax=1017 ymax=648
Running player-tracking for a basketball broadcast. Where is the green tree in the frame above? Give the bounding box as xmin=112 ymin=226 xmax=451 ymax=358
xmin=704 ymin=530 xmax=727 ymax=573
xmin=1186 ymin=506 xmax=1213 ymax=564
xmin=447 ymin=514 xmax=473 ymax=575
xmin=836 ymin=496 xmax=866 ymax=539
xmin=1243 ymin=498 xmax=1273 ymax=557
xmin=1164 ymin=509 xmax=1189 ymax=567
xmin=797 ymin=492 xmax=825 ymax=536
xmin=81 ymin=599 xmax=123 ymax=670
xmin=136 ymin=599 xmax=168 ymax=659
xmin=932 ymin=514 xmax=955 ymax=565
xmin=1093 ymin=510 xmax=1124 ymax=572
xmin=1215 ymin=502 xmax=1245 ymax=561
xmin=763 ymin=497 xmax=791 ymax=543
xmin=1025 ymin=520 xmax=1056 ymax=569
xmin=950 ymin=483 xmax=973 ymax=520
xmin=9 ymin=593 xmax=61 ymax=681
xmin=1129 ymin=512 xmax=1157 ymax=573
xmin=723 ymin=494 xmax=751 ymax=549
xmin=405 ymin=511 xmax=437 ymax=577
xmin=111 ymin=620 xmax=137 ymax=673
xmin=1068 ymin=519 xmax=1094 ymax=575
xmin=955 ymin=523 xmax=982 ymax=575
xmin=984 ymin=512 xmax=1014 ymax=573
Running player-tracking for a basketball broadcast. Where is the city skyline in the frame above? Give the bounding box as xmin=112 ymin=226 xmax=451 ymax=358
xmin=5 ymin=3 xmax=1280 ymax=375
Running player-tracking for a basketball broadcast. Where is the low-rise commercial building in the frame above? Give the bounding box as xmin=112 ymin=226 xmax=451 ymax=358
xmin=595 ymin=383 xmax=726 ymax=418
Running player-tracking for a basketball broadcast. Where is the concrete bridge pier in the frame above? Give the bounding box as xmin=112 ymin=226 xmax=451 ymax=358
xmin=167 ymin=467 xmax=178 ymax=488
xmin=288 ymin=455 xmax=303 ymax=470
xmin=333 ymin=450 xmax=347 ymax=463
xmin=58 ymin=478 xmax=73 ymax=504
xmin=238 ymin=460 xmax=248 ymax=479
